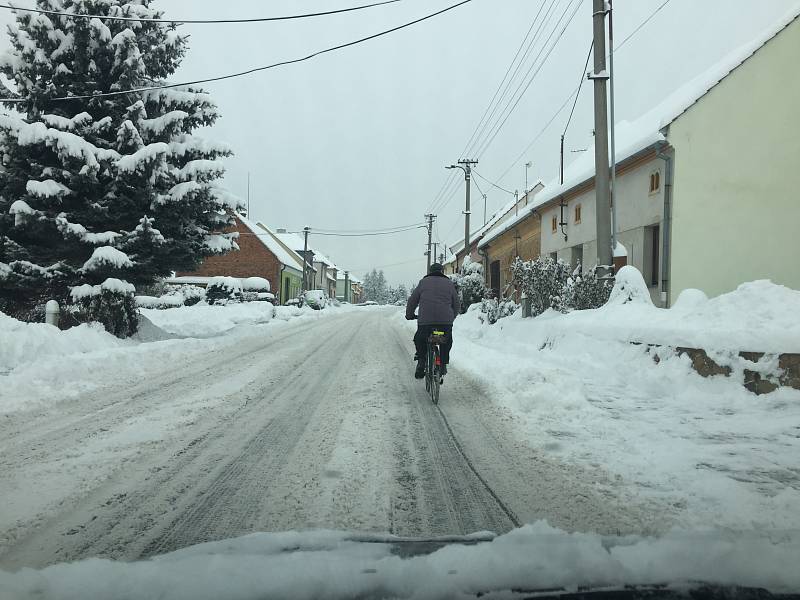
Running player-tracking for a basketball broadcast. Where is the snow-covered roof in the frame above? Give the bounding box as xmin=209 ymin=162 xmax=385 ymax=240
xmin=234 ymin=215 xmax=303 ymax=271
xmin=273 ymin=230 xmax=307 ymax=253
xmin=256 ymin=221 xmax=316 ymax=271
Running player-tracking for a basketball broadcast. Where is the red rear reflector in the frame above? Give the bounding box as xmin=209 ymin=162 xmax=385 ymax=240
xmin=435 ymin=357 xmax=441 ymax=366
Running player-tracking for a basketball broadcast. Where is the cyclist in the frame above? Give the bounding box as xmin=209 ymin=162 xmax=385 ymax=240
xmin=405 ymin=262 xmax=460 ymax=379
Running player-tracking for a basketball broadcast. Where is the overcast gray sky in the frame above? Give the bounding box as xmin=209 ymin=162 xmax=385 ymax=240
xmin=3 ymin=0 xmax=799 ymax=285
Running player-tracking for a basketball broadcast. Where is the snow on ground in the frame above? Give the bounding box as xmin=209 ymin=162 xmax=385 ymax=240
xmin=433 ymin=273 xmax=800 ymax=532
xmin=2 ymin=522 xmax=799 ymax=599
xmin=0 ymin=303 xmax=348 ymax=414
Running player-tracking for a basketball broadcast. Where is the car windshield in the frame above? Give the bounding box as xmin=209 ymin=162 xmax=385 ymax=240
xmin=1 ymin=1 xmax=799 ymax=599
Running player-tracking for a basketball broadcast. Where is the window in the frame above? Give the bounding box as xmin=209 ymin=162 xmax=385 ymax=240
xmin=574 ymin=204 xmax=582 ymax=224
xmin=644 ymin=225 xmax=660 ymax=287
xmin=649 ymin=170 xmax=661 ymax=194
xmin=551 ymin=215 xmax=557 ymax=233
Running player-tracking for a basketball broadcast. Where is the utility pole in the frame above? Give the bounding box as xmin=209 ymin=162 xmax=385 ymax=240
xmin=525 ymin=161 xmax=532 ymax=195
xmin=447 ymin=159 xmax=478 ymax=267
xmin=432 ymin=242 xmax=438 ymax=264
xmin=344 ymin=271 xmax=349 ymax=303
xmin=424 ymin=214 xmax=435 ymax=270
xmin=560 ymin=135 xmax=565 ymax=185
xmin=439 ymin=252 xmax=445 ymax=264
xmin=590 ymin=0 xmax=612 ymax=276
xmin=608 ymin=0 xmax=618 ymax=253
xmin=302 ymin=226 xmax=311 ymax=292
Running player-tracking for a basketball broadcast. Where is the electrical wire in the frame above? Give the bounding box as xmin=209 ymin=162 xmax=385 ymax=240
xmin=0 ymin=0 xmax=403 ymax=24
xmin=562 ymin=39 xmax=593 ymax=138
xmin=472 ymin=169 xmax=515 ymax=195
xmin=492 ymin=0 xmax=674 ymax=186
xmin=472 ymin=0 xmax=582 ymax=159
xmin=293 ymin=225 xmax=426 ymax=237
xmin=427 ymin=0 xmax=554 ymax=214
xmin=462 ymin=0 xmax=561 ymax=160
xmin=0 ymin=0 xmax=472 ymax=103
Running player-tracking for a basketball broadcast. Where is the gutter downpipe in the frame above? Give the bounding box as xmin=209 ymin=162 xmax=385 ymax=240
xmin=656 ymin=140 xmax=673 ymax=308
xmin=279 ymin=264 xmax=285 ymax=305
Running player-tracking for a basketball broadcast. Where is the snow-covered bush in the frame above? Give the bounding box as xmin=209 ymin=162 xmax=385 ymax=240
xmin=561 ymin=265 xmax=612 ymax=311
xmin=135 ymin=294 xmax=184 ymax=310
xmin=451 ymin=256 xmax=487 ymax=313
xmin=174 ymin=285 xmax=206 ymax=307
xmin=205 ymin=277 xmax=243 ymax=305
xmin=69 ymin=279 xmax=138 ymax=338
xmin=510 ymin=256 xmax=571 ymax=316
xmin=479 ymin=297 xmax=519 ymax=325
xmin=242 ymin=277 xmax=270 ymax=292
xmin=607 ymin=266 xmax=653 ymax=306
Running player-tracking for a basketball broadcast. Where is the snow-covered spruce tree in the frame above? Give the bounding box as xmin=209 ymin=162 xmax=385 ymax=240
xmin=0 ymin=1 xmax=239 ymax=334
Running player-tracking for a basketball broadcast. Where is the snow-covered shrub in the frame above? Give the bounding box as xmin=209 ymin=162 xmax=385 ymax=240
xmin=205 ymin=277 xmax=243 ymax=305
xmin=175 ymin=285 xmax=206 ymax=307
xmin=561 ymin=265 xmax=612 ymax=311
xmin=479 ymin=297 xmax=519 ymax=325
xmin=242 ymin=277 xmax=270 ymax=292
xmin=70 ymin=279 xmax=138 ymax=338
xmin=510 ymin=256 xmax=571 ymax=316
xmin=607 ymin=266 xmax=653 ymax=306
xmin=135 ymin=294 xmax=184 ymax=310
xmin=451 ymin=256 xmax=487 ymax=313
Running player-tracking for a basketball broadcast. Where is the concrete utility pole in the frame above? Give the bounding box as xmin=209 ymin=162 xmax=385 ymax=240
xmin=590 ymin=0 xmax=612 ymax=276
xmin=302 ymin=226 xmax=311 ymax=292
xmin=447 ymin=159 xmax=478 ymax=266
xmin=608 ymin=0 xmax=618 ymax=252
xmin=424 ymin=213 xmax=435 ymax=270
xmin=344 ymin=271 xmax=349 ymax=303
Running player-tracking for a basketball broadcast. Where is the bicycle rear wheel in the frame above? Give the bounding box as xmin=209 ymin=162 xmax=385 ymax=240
xmin=424 ymin=344 xmax=433 ymax=392
xmin=431 ymin=346 xmax=441 ymax=404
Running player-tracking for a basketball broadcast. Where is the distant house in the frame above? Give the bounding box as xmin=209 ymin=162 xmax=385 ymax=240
xmin=335 ymin=272 xmax=363 ymax=303
xmin=449 ymin=183 xmax=544 ymax=274
xmin=174 ymin=213 xmax=307 ymax=305
xmin=273 ymin=229 xmax=339 ymax=299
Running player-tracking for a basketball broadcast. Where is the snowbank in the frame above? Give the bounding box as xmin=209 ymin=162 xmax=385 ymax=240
xmin=447 ymin=276 xmax=800 ymax=531
xmin=0 ymin=304 xmax=349 ymax=413
xmin=0 ymin=311 xmax=126 ymax=374
xmin=1 ymin=522 xmax=798 ymax=599
xmin=140 ymin=302 xmax=277 ymax=338
xmin=544 ymin=276 xmax=800 ymax=353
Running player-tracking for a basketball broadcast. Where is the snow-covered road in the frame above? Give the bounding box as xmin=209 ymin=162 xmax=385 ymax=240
xmin=0 ymin=308 xmax=667 ymax=570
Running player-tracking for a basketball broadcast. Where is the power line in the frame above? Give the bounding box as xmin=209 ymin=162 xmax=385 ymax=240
xmin=562 ymin=39 xmax=593 ymax=138
xmin=472 ymin=0 xmax=582 ymax=159
xmin=462 ymin=0 xmax=561 ymax=160
xmin=493 ymin=0 xmax=674 ymax=185
xmin=294 ymin=225 xmax=426 ymax=237
xmin=427 ymin=0 xmax=553 ymax=214
xmin=0 ymin=0 xmax=402 ymax=24
xmin=472 ymin=169 xmax=515 ymax=195
xmin=0 ymin=0 xmax=472 ymax=103
xmin=312 ymin=222 xmax=424 ymax=234
xmin=458 ymin=0 xmax=553 ymax=160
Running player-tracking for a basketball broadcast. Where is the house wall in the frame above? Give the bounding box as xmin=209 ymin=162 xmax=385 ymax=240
xmin=667 ymin=15 xmax=800 ymax=301
xmin=483 ymin=214 xmax=542 ymax=299
xmin=280 ymin=268 xmax=302 ymax=304
xmin=539 ymin=152 xmax=666 ymax=305
xmin=176 ymin=216 xmax=280 ymax=292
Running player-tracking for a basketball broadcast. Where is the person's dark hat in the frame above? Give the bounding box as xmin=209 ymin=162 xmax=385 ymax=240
xmin=429 ymin=263 xmax=444 ymax=273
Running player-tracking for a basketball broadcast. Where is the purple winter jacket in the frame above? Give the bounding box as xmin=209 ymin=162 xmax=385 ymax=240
xmin=406 ymin=272 xmax=460 ymax=325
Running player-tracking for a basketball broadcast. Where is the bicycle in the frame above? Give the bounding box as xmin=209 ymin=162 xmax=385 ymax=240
xmin=424 ymin=329 xmax=447 ymax=404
